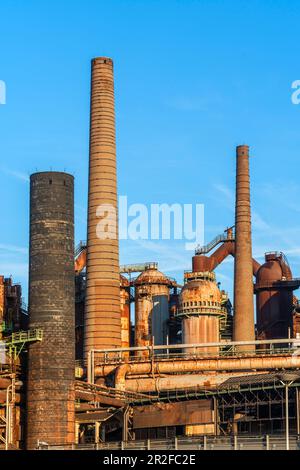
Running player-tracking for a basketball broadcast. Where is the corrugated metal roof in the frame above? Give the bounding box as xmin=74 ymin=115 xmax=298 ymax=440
xmin=219 ymin=371 xmax=300 ymax=389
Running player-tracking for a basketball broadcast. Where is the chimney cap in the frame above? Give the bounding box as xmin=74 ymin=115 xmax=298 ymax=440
xmin=236 ymin=144 xmax=249 ymax=150
xmin=236 ymin=144 xmax=250 ymax=157
xmin=92 ymin=57 xmax=113 ymax=65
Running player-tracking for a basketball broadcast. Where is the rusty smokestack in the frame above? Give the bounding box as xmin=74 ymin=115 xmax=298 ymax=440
xmin=233 ymin=145 xmax=255 ymax=348
xmin=84 ymin=57 xmax=121 ymax=357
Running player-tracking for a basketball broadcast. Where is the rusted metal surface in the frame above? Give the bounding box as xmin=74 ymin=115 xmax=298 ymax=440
xmin=75 ymin=248 xmax=87 ymax=274
xmin=75 ymin=389 xmax=124 ymax=408
xmin=293 ymin=310 xmax=300 ymax=337
xmin=84 ymin=57 xmax=121 ymax=356
xmin=132 ymin=400 xmax=213 ymax=429
xmin=134 ymin=268 xmax=171 ymax=356
xmin=0 ymin=276 xmax=4 ymax=339
xmin=0 ymin=377 xmax=11 ymax=389
xmin=178 ymin=272 xmax=223 ymax=352
xmin=97 ymin=354 xmax=300 ymax=388
xmin=0 ymin=391 xmax=21 ymax=404
xmin=192 ymin=242 xmax=235 ymax=272
xmin=192 ymin=240 xmax=261 ymax=276
xmin=233 ymin=145 xmax=255 ymax=348
xmin=123 ymin=371 xmax=267 ymax=393
xmin=120 ymin=275 xmax=130 ymax=352
xmin=76 ymin=409 xmax=120 ymax=424
xmin=0 ymin=277 xmax=24 ymax=333
xmin=26 ymin=172 xmax=75 ymax=449
xmin=182 ymin=316 xmax=220 ymax=353
xmin=255 ymin=252 xmax=300 ymax=341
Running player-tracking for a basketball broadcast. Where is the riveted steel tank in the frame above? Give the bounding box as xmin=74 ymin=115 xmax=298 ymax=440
xmin=26 ymin=171 xmax=75 ymax=449
xmin=134 ymin=268 xmax=171 ymax=357
xmin=178 ymin=272 xmax=223 ymax=354
xmin=120 ymin=274 xmax=130 ymax=354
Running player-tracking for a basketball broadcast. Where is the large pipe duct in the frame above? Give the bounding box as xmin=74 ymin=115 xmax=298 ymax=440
xmin=233 ymin=145 xmax=255 ymax=348
xmin=26 ymin=172 xmax=75 ymax=449
xmin=84 ymin=57 xmax=121 ymax=357
xmin=95 ymin=353 xmax=300 ymax=387
xmin=120 ymin=371 xmax=269 ymax=393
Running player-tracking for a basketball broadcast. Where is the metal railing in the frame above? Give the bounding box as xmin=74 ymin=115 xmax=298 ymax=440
xmin=120 ymin=262 xmax=158 ymax=274
xmin=75 ymin=241 xmax=86 ymax=257
xmin=2 ymin=329 xmax=43 ymax=360
xmin=8 ymin=329 xmax=43 ymax=344
xmin=89 ymin=337 xmax=300 ymax=364
xmin=195 ymin=228 xmax=235 ymax=255
xmin=75 ymin=380 xmax=150 ymax=403
xmin=40 ymin=434 xmax=300 ymax=451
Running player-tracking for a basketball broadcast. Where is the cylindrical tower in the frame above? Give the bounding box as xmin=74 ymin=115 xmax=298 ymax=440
xmin=26 ymin=172 xmax=75 ymax=449
xmin=255 ymin=252 xmax=299 ymax=341
xmin=120 ymin=275 xmax=130 ymax=354
xmin=233 ymin=145 xmax=255 ymax=348
xmin=84 ymin=57 xmax=121 ymax=358
xmin=134 ymin=268 xmax=171 ymax=357
xmin=178 ymin=271 xmax=223 ymax=354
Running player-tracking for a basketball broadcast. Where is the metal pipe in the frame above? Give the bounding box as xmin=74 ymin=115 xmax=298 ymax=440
xmin=5 ymin=378 xmax=15 ymax=450
xmin=278 ymin=378 xmax=294 ymax=450
xmin=95 ymin=354 xmax=300 ymax=385
xmin=285 ymin=383 xmax=289 ymax=450
xmin=213 ymin=396 xmax=218 ymax=436
xmin=296 ymin=387 xmax=300 ymax=436
xmin=233 ymin=145 xmax=255 ymax=348
xmin=122 ymin=371 xmax=268 ymax=393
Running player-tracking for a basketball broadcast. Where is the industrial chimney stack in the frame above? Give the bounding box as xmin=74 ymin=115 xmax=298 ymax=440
xmin=27 ymin=172 xmax=75 ymax=449
xmin=233 ymin=145 xmax=255 ymax=348
xmin=84 ymin=57 xmax=121 ymax=358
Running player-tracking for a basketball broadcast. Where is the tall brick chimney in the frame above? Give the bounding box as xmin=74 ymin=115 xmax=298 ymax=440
xmin=84 ymin=57 xmax=121 ymax=358
xmin=233 ymin=145 xmax=255 ymax=349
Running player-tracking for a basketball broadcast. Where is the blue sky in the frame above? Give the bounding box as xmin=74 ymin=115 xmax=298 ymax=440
xmin=1 ymin=0 xmax=300 ymax=305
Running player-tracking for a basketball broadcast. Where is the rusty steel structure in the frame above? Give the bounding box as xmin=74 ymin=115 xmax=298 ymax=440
xmin=0 ymin=276 xmax=4 ymax=340
xmin=3 ymin=56 xmax=300 ymax=449
xmin=0 ymin=277 xmax=26 ymax=338
xmin=134 ymin=267 xmax=173 ymax=357
xmin=233 ymin=145 xmax=255 ymax=348
xmin=96 ymin=350 xmax=300 ymax=389
xmin=255 ymin=252 xmax=300 ymax=340
xmin=84 ymin=57 xmax=121 ymax=357
xmin=26 ymin=172 xmax=75 ymax=449
xmin=177 ymin=272 xmax=223 ymax=353
xmin=120 ymin=275 xmax=130 ymax=351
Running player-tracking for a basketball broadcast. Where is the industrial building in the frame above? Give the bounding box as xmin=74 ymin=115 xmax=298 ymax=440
xmin=1 ymin=56 xmax=300 ymax=451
